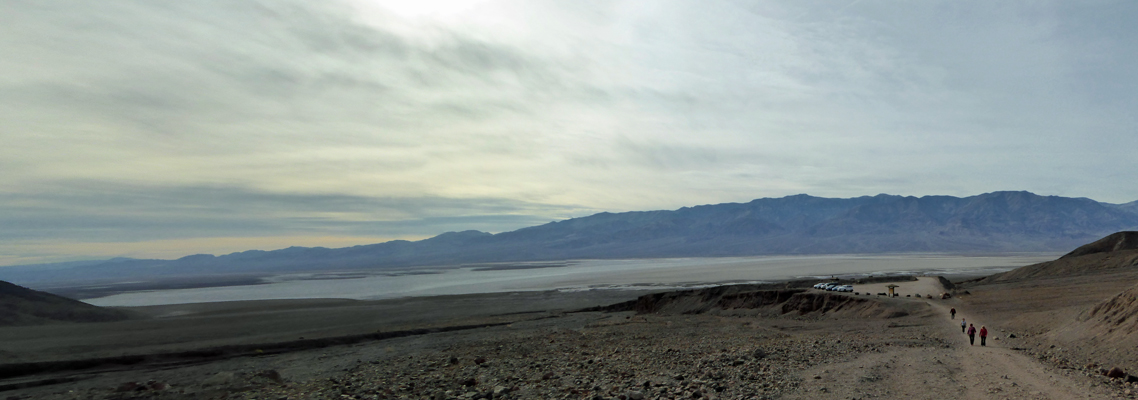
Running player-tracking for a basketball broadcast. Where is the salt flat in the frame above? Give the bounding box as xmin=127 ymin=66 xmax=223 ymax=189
xmin=83 ymin=254 xmax=1056 ymax=307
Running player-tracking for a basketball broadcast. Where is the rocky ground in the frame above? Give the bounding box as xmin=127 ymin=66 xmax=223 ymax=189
xmin=5 ymin=276 xmax=1138 ymax=400
xmin=28 ymin=311 xmax=959 ymax=400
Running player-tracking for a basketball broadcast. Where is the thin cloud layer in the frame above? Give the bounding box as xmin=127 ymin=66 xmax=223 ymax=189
xmin=2 ymin=0 xmax=1137 ymax=264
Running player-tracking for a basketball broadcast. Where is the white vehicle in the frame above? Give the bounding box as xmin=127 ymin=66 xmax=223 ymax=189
xmin=841 ymin=285 xmax=854 ymax=292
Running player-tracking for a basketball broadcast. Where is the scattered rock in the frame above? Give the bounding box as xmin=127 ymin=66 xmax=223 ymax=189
xmin=257 ymin=369 xmax=284 ymax=383
xmin=201 ymin=372 xmax=236 ymax=387
xmin=78 ymin=311 xmax=977 ymax=400
xmin=114 ymin=382 xmax=141 ymax=392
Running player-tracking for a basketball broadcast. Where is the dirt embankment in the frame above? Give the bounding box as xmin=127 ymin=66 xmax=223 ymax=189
xmin=1081 ymin=282 xmax=1138 ymax=335
xmin=777 ymin=292 xmax=912 ymax=318
xmin=590 ymin=284 xmax=914 ymax=319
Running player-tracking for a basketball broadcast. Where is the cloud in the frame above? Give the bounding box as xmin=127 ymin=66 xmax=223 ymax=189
xmin=0 ymin=181 xmax=592 ymax=242
xmin=2 ymin=0 xmax=1138 ymax=264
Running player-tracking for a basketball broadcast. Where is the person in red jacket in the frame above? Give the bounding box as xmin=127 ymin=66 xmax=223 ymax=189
xmin=979 ymin=326 xmax=988 ymax=346
xmin=950 ymin=307 xmax=956 ymax=319
xmin=967 ymin=324 xmax=977 ymax=345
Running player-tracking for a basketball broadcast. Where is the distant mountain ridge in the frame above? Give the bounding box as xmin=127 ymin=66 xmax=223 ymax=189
xmin=4 ymin=191 xmax=1138 ymax=286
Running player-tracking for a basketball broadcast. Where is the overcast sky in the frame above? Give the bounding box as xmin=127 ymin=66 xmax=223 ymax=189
xmin=3 ymin=0 xmax=1138 ymax=266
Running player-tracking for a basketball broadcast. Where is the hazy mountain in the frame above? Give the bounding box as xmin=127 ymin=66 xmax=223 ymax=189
xmin=4 ymin=191 xmax=1138 ymax=286
xmin=1114 ymin=200 xmax=1138 ymax=215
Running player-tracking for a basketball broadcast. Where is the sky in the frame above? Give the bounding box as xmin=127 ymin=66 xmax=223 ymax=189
xmin=3 ymin=0 xmax=1138 ymax=266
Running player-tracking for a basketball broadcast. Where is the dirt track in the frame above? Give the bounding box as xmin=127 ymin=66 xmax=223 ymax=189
xmin=935 ymin=299 xmax=1113 ymax=399
xmin=789 ymin=279 xmax=1126 ymax=399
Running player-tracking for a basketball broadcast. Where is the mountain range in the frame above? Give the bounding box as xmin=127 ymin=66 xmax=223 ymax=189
xmin=3 ymin=191 xmax=1138 ymax=286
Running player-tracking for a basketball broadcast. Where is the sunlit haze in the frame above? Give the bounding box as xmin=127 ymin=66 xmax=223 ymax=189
xmin=3 ymin=1 xmax=1137 ymax=265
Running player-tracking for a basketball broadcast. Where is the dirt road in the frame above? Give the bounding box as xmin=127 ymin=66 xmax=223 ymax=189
xmin=791 ymin=280 xmax=1124 ymax=399
xmin=945 ymin=300 xmax=1115 ymax=399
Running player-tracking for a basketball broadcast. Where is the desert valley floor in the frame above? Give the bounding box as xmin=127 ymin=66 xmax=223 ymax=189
xmin=3 ymin=235 xmax=1138 ymax=400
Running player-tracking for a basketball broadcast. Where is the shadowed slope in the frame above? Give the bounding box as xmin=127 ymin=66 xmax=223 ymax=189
xmin=980 ymin=231 xmax=1138 ymax=283
xmin=594 ymin=284 xmax=919 ymax=319
xmin=0 ymin=280 xmax=130 ymax=326
xmin=1062 ymin=231 xmax=1138 ymax=258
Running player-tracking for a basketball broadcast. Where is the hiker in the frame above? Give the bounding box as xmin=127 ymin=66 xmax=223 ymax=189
xmin=961 ymin=318 xmax=966 ymax=333
xmin=950 ymin=307 xmax=956 ymax=319
xmin=967 ymin=324 xmax=977 ymax=345
xmin=980 ymin=326 xmax=988 ymax=346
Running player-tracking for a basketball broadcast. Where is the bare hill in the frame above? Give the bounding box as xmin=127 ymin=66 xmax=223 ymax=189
xmin=0 ymin=280 xmax=130 ymax=326
xmin=980 ymin=231 xmax=1138 ymax=283
xmin=1062 ymin=231 xmax=1138 ymax=258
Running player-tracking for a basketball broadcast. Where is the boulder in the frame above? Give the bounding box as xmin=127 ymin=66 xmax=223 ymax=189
xmin=492 ymin=386 xmax=510 ymax=396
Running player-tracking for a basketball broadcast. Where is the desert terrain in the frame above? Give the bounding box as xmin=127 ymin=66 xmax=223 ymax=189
xmin=2 ymin=235 xmax=1138 ymax=399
